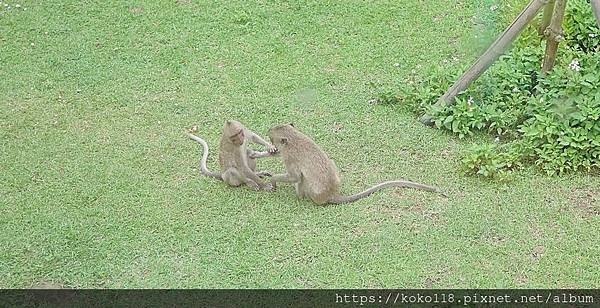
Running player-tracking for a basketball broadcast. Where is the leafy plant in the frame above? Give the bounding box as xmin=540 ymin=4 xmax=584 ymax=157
xmin=563 ymin=0 xmax=600 ymax=53
xmin=395 ymin=0 xmax=600 ymax=177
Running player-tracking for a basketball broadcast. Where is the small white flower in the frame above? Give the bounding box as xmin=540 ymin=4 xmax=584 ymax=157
xmin=467 ymin=96 xmax=474 ymax=106
xmin=15 ymin=4 xmax=20 ymax=8
xmin=490 ymin=5 xmax=498 ymax=11
xmin=569 ymin=59 xmax=581 ymax=72
xmin=494 ymin=137 xmax=500 ymax=143
xmin=589 ymin=33 xmax=597 ymax=38
xmin=512 ymin=87 xmax=519 ymax=93
xmin=30 ymin=42 xmax=34 ymax=46
xmin=393 ymin=63 xmax=400 ymax=67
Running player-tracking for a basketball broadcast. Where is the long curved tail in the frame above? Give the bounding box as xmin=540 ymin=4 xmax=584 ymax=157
xmin=187 ymin=133 xmax=222 ymax=180
xmin=330 ymin=180 xmax=444 ymax=204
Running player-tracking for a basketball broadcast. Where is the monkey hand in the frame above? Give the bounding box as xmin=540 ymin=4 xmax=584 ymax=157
xmin=262 ymin=183 xmax=275 ymax=192
xmin=266 ymin=144 xmax=278 ymax=154
xmin=246 ymin=181 xmax=261 ymax=191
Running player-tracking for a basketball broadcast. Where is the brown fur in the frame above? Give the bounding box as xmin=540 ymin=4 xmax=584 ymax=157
xmin=188 ymin=120 xmax=277 ymax=191
xmin=268 ymin=124 xmax=443 ymax=204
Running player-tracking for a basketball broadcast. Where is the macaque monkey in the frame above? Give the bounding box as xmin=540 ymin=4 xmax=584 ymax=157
xmin=188 ymin=120 xmax=277 ymax=191
xmin=267 ymin=124 xmax=444 ymax=204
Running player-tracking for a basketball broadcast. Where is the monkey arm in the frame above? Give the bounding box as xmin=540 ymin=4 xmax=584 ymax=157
xmin=271 ymin=171 xmax=301 ymax=184
xmin=239 ymin=147 xmax=269 ymax=186
xmin=250 ymin=132 xmax=277 ymax=153
xmin=250 ymin=132 xmax=270 ymax=147
xmin=249 ymin=150 xmax=279 ymax=159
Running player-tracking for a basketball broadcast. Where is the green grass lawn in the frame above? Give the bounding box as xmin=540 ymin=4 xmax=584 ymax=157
xmin=1 ymin=0 xmax=599 ymax=288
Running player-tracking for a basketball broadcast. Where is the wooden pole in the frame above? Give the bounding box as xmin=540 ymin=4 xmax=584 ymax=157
xmin=592 ymin=0 xmax=600 ymax=28
xmin=541 ymin=0 xmax=567 ymax=74
xmin=538 ymin=0 xmax=556 ymax=35
xmin=420 ymin=0 xmax=548 ymax=124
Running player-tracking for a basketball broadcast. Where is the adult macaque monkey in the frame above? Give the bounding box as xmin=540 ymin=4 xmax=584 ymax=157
xmin=187 ymin=120 xmax=277 ymax=191
xmin=268 ymin=124 xmax=444 ymax=204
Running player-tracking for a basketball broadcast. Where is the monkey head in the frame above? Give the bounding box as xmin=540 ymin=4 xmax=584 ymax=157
xmin=268 ymin=123 xmax=296 ymax=149
xmin=224 ymin=120 xmax=245 ymax=146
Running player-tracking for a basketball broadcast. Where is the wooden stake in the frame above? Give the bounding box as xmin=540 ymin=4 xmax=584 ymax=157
xmin=592 ymin=0 xmax=600 ymax=28
xmin=420 ymin=0 xmax=548 ymax=124
xmin=538 ymin=0 xmax=556 ymax=35
xmin=541 ymin=0 xmax=567 ymax=74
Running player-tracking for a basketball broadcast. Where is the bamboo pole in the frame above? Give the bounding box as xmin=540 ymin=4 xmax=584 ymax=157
xmin=592 ymin=0 xmax=600 ymax=28
xmin=420 ymin=0 xmax=548 ymax=124
xmin=541 ymin=0 xmax=567 ymax=74
xmin=538 ymin=0 xmax=556 ymax=35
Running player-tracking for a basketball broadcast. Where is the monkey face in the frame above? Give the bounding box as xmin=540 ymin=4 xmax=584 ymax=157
xmin=273 ymin=137 xmax=287 ymax=147
xmin=224 ymin=120 xmax=245 ymax=145
xmin=229 ymin=129 xmax=244 ymax=145
xmin=268 ymin=124 xmax=294 ymax=148
xmin=269 ymin=136 xmax=286 ymax=148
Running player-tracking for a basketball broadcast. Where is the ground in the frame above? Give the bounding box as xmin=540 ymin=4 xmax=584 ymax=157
xmin=1 ymin=0 xmax=599 ymax=288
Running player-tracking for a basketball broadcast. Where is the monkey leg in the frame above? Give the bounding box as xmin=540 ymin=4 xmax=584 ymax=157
xmin=221 ymin=168 xmax=243 ymax=187
xmin=223 ymin=168 xmax=261 ymax=190
xmin=245 ymin=149 xmax=257 ymax=171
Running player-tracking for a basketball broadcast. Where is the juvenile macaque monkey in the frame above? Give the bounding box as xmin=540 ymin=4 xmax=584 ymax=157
xmin=188 ymin=120 xmax=277 ymax=191
xmin=268 ymin=124 xmax=444 ymax=204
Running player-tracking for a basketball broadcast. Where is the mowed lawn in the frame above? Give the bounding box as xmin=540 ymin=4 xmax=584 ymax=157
xmin=1 ymin=0 xmax=599 ymax=288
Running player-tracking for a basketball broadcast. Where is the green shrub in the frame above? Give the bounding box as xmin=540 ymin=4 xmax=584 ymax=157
xmin=389 ymin=0 xmax=600 ymax=177
xmin=462 ymin=143 xmax=526 ymax=178
xmin=563 ymin=0 xmax=600 ymax=53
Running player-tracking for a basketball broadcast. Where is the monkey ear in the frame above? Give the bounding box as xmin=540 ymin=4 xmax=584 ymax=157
xmin=280 ymin=138 xmax=288 ymax=145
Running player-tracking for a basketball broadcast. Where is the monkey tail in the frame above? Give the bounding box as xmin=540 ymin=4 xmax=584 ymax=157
xmin=330 ymin=180 xmax=444 ymax=204
xmin=187 ymin=133 xmax=222 ymax=180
